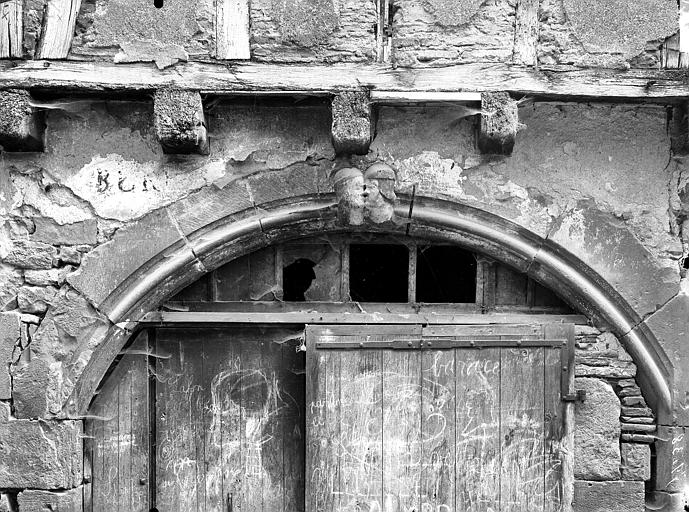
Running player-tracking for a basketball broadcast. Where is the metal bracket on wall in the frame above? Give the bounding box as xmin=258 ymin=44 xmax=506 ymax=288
xmin=562 ymin=390 xmax=586 ymax=402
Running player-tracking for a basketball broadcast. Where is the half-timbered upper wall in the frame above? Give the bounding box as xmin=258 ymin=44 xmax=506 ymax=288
xmin=2 ymin=0 xmax=682 ymax=67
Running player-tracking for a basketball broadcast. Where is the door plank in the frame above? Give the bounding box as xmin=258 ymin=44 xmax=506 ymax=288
xmin=118 ymin=358 xmax=132 ymax=512
xmin=306 ymin=339 xmax=341 ymax=512
xmin=282 ymin=338 xmax=306 ymax=512
xmin=544 ymin=347 xmax=564 ymax=512
xmin=421 ymin=350 xmax=455 ymax=512
xmin=156 ymin=336 xmax=200 ymax=512
xmin=261 ymin=339 xmax=285 ymax=511
xmin=500 ymin=347 xmax=545 ymax=512
xmin=130 ymin=334 xmax=150 ymax=512
xmin=339 ymin=346 xmax=383 ymax=512
xmin=455 ymin=348 xmax=501 ymax=512
xmin=382 ymin=350 xmax=422 ymax=512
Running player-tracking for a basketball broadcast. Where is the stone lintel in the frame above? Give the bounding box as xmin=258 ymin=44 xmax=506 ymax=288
xmin=479 ymin=91 xmax=519 ymax=156
xmin=0 ymin=89 xmax=44 ymax=152
xmin=153 ymin=89 xmax=208 ymax=155
xmin=331 ymin=91 xmax=373 ymax=155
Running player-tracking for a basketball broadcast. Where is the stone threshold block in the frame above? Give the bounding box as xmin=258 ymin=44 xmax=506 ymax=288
xmin=0 ymin=89 xmax=45 ymax=152
xmin=479 ymin=91 xmax=519 ymax=156
xmin=331 ymin=91 xmax=373 ymax=155
xmin=153 ymin=89 xmax=209 ymax=155
xmin=573 ymin=481 xmax=645 ymax=512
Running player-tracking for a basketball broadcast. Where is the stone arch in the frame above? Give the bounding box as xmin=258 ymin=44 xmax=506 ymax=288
xmin=60 ymin=193 xmax=672 ymax=422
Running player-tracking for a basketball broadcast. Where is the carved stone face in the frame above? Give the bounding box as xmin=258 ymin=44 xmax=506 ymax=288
xmin=333 ymin=169 xmax=365 ymax=226
xmin=332 ymin=163 xmax=397 ymax=225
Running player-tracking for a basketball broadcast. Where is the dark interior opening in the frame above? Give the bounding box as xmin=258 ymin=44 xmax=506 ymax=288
xmin=283 ymin=258 xmax=316 ymax=301
xmin=416 ymin=245 xmax=477 ymax=303
xmin=350 ymin=244 xmax=408 ymax=302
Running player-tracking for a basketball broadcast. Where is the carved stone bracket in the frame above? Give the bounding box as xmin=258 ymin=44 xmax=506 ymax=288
xmin=332 ymin=162 xmax=397 ymax=225
xmin=0 ymin=89 xmax=44 ymax=152
xmin=479 ymin=91 xmax=519 ymax=156
xmin=331 ymin=91 xmax=373 ymax=155
xmin=153 ymin=89 xmax=209 ymax=155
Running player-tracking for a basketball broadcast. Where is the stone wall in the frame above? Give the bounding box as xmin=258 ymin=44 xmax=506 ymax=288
xmin=13 ymin=0 xmax=677 ymax=67
xmin=0 ymin=98 xmax=685 ymax=509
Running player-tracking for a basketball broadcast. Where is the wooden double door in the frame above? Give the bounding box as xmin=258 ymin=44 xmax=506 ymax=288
xmin=85 ymin=323 xmax=574 ymax=512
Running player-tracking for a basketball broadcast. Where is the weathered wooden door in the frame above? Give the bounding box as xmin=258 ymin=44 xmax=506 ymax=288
xmin=86 ymin=326 xmax=306 ymax=512
xmin=305 ymin=323 xmax=574 ymax=512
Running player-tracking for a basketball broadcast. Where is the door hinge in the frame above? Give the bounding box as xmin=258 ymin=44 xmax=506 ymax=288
xmin=562 ymin=390 xmax=586 ymax=402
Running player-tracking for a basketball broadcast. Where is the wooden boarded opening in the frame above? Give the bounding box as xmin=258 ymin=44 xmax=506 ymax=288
xmin=85 ymin=322 xmax=574 ymax=512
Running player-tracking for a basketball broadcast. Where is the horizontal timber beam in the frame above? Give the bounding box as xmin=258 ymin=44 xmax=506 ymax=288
xmin=140 ymin=311 xmax=589 ymax=325
xmin=1 ymin=60 xmax=689 ymax=100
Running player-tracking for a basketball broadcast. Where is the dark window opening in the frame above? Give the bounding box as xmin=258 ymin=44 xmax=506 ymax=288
xmin=416 ymin=245 xmax=476 ymax=303
xmin=350 ymin=244 xmax=408 ymax=302
xmin=283 ymin=258 xmax=316 ymax=301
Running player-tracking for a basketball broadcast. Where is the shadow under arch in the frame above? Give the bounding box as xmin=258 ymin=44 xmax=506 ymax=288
xmin=69 ymin=194 xmax=672 ymax=420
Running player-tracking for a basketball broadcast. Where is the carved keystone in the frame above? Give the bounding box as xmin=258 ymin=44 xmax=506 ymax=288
xmin=153 ymin=89 xmax=208 ymax=155
xmin=331 ymin=91 xmax=373 ymax=155
xmin=0 ymin=89 xmax=45 ymax=152
xmin=479 ymin=91 xmax=519 ymax=156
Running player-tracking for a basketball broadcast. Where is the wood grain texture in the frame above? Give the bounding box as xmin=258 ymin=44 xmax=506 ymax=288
xmin=0 ymin=0 xmax=22 ymax=58
xmin=421 ymin=350 xmax=455 ymax=512
xmin=513 ymin=0 xmax=539 ymax=66
xmin=36 ymin=0 xmax=81 ymax=59
xmin=455 ymin=348 xmax=501 ymax=512
xmin=382 ymin=350 xmax=422 ymax=512
xmin=2 ymin=60 xmax=689 ymax=99
xmin=500 ymin=347 xmax=545 ymax=512
xmin=216 ymin=0 xmax=250 ymax=60
xmin=544 ymin=347 xmax=564 ymax=512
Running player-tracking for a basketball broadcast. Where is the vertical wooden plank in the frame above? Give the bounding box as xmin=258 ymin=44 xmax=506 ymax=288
xmin=306 ymin=329 xmax=341 ymax=512
xmin=382 ymin=350 xmax=422 ymax=512
xmin=241 ymin=338 xmax=267 ymax=511
xmin=118 ymin=363 xmax=133 ymax=512
xmin=680 ymin=0 xmax=689 ymax=62
xmin=421 ymin=350 xmax=455 ymax=512
xmin=130 ymin=335 xmax=150 ymax=512
xmin=101 ymin=366 xmax=120 ymax=510
xmin=513 ymin=0 xmax=539 ymax=66
xmin=216 ymin=0 xmax=251 ymax=60
xmin=261 ymin=338 xmax=285 ymax=512
xmin=544 ymin=347 xmax=564 ymax=512
xmin=0 ymin=0 xmax=22 ymax=58
xmin=156 ymin=335 xmax=200 ymax=512
xmin=201 ymin=335 xmax=224 ymax=512
xmin=339 ymin=347 xmax=383 ymax=512
xmin=500 ymin=347 xmax=545 ymax=512
xmin=408 ymin=245 xmax=417 ymax=303
xmin=36 ymin=0 xmax=81 ymax=58
xmin=282 ymin=337 xmax=306 ymax=512
xmin=455 ymin=348 xmax=501 ymax=512
xmin=190 ymin=336 xmax=207 ymax=512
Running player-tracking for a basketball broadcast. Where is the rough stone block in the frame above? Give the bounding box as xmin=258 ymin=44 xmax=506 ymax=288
xmin=0 ymin=402 xmax=10 ymax=422
xmin=0 ymin=266 xmax=21 ymax=310
xmin=0 ymin=312 xmax=21 ymax=400
xmin=0 ymin=492 xmax=12 ymax=512
xmin=13 ymin=287 xmax=111 ymax=418
xmin=58 ymin=247 xmax=81 ymax=265
xmin=17 ymin=285 xmax=58 ymax=315
xmin=644 ymin=291 xmax=689 ymax=425
xmin=153 ymin=89 xmax=208 ymax=155
xmin=331 ymin=91 xmax=372 ymax=155
xmin=0 ymin=89 xmax=44 ymax=152
xmin=656 ymin=426 xmax=689 ymax=493
xmin=479 ymin=92 xmax=519 ymax=155
xmin=0 ymin=420 xmax=82 ymax=489
xmin=68 ymin=208 xmax=187 ymax=313
xmin=573 ymin=481 xmax=645 ymax=512
xmin=2 ymin=240 xmax=57 ymax=269
xmin=24 ymin=269 xmax=66 ymax=287
xmin=575 ymin=361 xmax=636 ymax=379
xmin=18 ymin=488 xmax=83 ymax=512
xmin=574 ymin=378 xmax=621 ymax=480
xmin=621 ymin=443 xmax=651 ymax=481
xmin=31 ymin=218 xmax=98 ymax=245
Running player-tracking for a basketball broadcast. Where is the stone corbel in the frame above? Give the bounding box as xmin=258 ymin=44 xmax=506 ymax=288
xmin=0 ymin=89 xmax=45 ymax=152
xmin=153 ymin=89 xmax=209 ymax=155
xmin=331 ymin=91 xmax=373 ymax=155
xmin=478 ymin=91 xmax=519 ymax=156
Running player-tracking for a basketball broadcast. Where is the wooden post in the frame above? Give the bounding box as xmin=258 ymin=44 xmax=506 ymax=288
xmin=153 ymin=89 xmax=209 ymax=155
xmin=513 ymin=0 xmax=539 ymax=66
xmin=478 ymin=91 xmax=519 ymax=156
xmin=0 ymin=89 xmax=44 ymax=152
xmin=216 ymin=0 xmax=250 ymax=60
xmin=680 ymin=0 xmax=689 ymax=68
xmin=331 ymin=91 xmax=373 ymax=155
xmin=0 ymin=0 xmax=22 ymax=58
xmin=36 ymin=0 xmax=81 ymax=59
